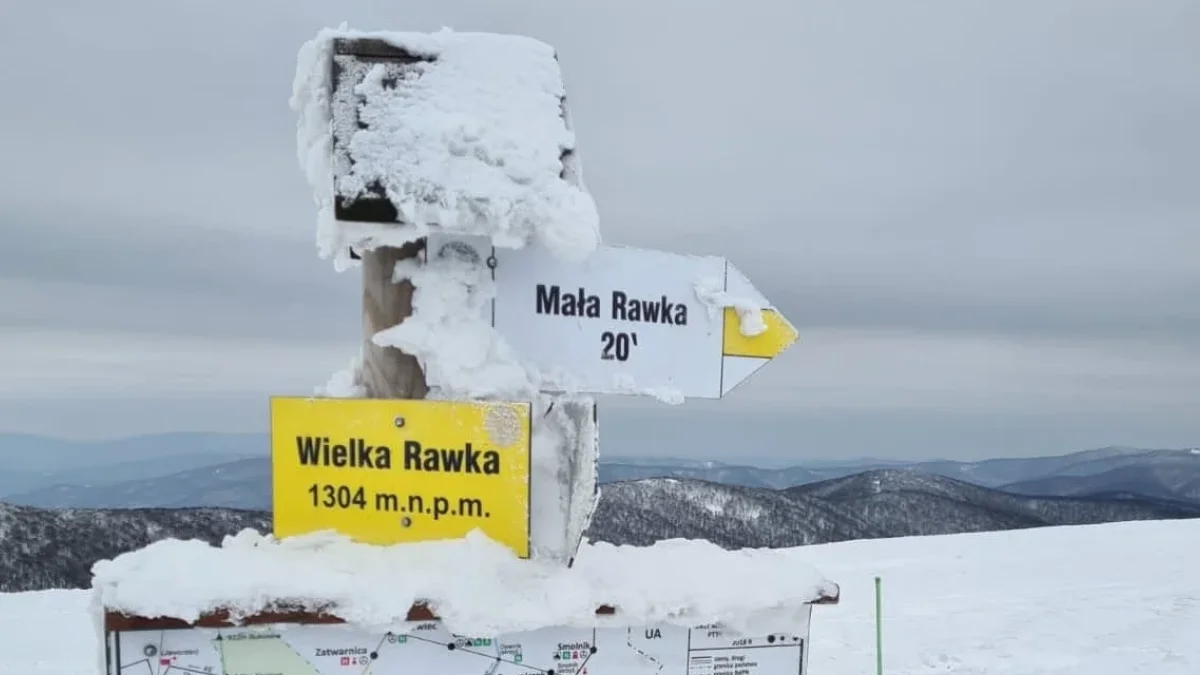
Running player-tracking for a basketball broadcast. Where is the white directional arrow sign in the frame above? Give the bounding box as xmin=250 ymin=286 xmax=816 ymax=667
xmin=425 ymin=235 xmax=799 ymax=400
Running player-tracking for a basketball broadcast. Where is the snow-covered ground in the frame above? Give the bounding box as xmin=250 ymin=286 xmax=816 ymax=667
xmin=802 ymin=519 xmax=1200 ymax=675
xmin=4 ymin=519 xmax=1198 ymax=674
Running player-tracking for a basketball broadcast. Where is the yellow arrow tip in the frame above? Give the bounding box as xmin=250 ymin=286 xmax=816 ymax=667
xmin=721 ymin=308 xmax=798 ymax=359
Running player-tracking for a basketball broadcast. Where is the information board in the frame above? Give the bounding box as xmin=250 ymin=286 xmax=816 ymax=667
xmin=108 ymin=618 xmax=810 ymax=675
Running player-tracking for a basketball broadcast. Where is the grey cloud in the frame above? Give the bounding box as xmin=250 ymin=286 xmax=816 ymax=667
xmin=0 ymin=207 xmax=348 ymax=296
xmin=0 ymin=0 xmax=1197 ymax=456
xmin=2 ymin=395 xmax=1197 ymax=462
xmin=0 ymin=328 xmax=352 ymax=399
xmin=0 ymin=277 xmax=358 ymax=343
xmin=771 ymin=285 xmax=1200 ymax=347
xmin=603 ymin=404 xmax=1200 ymax=462
xmin=0 ymin=208 xmax=360 ymax=343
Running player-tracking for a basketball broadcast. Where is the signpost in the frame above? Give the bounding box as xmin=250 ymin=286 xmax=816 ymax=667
xmin=105 ymin=611 xmax=815 ymax=675
xmin=426 ymin=234 xmax=799 ymax=400
xmin=271 ymin=397 xmax=532 ymax=558
xmin=92 ymin=29 xmax=837 ymax=675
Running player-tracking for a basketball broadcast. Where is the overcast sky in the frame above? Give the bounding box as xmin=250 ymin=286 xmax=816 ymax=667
xmin=0 ymin=0 xmax=1197 ymax=461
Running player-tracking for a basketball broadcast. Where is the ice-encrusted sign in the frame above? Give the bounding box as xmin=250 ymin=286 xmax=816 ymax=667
xmin=86 ymin=24 xmax=838 ymax=675
xmin=425 ymin=233 xmax=801 ymax=401
xmin=293 ymin=27 xmax=604 ymax=565
xmin=292 ymin=28 xmax=601 ymax=268
xmin=95 ymin=532 xmax=839 ymax=675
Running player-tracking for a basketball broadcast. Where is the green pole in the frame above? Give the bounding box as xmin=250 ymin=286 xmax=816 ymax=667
xmin=874 ymin=576 xmax=883 ymax=675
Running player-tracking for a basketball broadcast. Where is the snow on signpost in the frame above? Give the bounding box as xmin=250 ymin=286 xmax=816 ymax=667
xmin=291 ymin=27 xmax=602 ymax=565
xmin=91 ymin=25 xmax=837 ymax=675
xmin=95 ymin=532 xmax=839 ymax=675
xmin=293 ymin=28 xmax=600 ymax=269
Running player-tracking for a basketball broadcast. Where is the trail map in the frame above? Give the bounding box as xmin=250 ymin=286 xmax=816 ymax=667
xmin=109 ymin=620 xmax=806 ymax=675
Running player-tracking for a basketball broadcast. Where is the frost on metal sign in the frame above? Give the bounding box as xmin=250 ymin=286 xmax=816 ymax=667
xmin=271 ymin=397 xmax=532 ymax=558
xmin=106 ymin=614 xmax=812 ymax=675
xmin=426 ymin=235 xmax=799 ymax=399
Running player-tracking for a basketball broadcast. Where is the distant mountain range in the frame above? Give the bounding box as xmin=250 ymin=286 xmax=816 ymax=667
xmin=0 ymin=432 xmax=262 ymax=496
xmin=4 ymin=437 xmax=1199 ymax=509
xmin=1000 ymin=453 xmax=1200 ymax=503
xmin=591 ymin=469 xmax=1200 ymax=548
xmin=3 ymin=432 xmax=1198 ymax=594
xmin=4 ymin=468 xmax=1198 ymax=593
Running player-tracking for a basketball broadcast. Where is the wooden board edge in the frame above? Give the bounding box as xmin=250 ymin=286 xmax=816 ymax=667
xmin=104 ymin=591 xmax=837 ymax=631
xmin=105 ymin=603 xmax=617 ymax=631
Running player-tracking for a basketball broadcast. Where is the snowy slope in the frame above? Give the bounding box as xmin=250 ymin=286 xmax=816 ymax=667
xmin=4 ymin=519 xmax=1197 ymax=674
xmin=801 ymin=519 xmax=1200 ymax=675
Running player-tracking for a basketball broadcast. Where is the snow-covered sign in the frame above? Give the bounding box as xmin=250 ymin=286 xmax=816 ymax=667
xmin=292 ymin=29 xmax=600 ymax=270
xmin=93 ymin=514 xmax=838 ymax=675
xmin=426 ymin=235 xmax=799 ymax=401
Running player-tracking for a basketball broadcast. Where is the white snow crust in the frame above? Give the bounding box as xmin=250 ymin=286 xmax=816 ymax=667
xmin=373 ymin=251 xmax=534 ymax=402
xmin=308 ymin=239 xmax=595 ymax=564
xmin=15 ymin=519 xmax=1200 ymax=675
xmin=91 ymin=529 xmax=836 ymax=637
xmin=528 ymin=398 xmax=599 ymax=562
xmin=316 ymin=350 xmax=367 ymax=397
xmin=694 ymin=277 xmax=767 ymax=337
xmin=291 ymin=26 xmax=600 ymax=270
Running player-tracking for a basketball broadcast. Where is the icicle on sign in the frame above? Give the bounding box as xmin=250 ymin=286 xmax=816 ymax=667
xmin=270 ymin=397 xmax=533 ymax=558
xmin=426 ymin=234 xmax=800 ymax=400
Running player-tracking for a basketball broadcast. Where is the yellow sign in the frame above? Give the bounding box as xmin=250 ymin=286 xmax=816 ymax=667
xmin=720 ymin=307 xmax=799 ymax=359
xmin=270 ymin=397 xmax=532 ymax=558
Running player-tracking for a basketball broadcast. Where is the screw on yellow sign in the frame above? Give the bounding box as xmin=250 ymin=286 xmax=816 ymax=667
xmin=270 ymin=397 xmax=532 ymax=558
